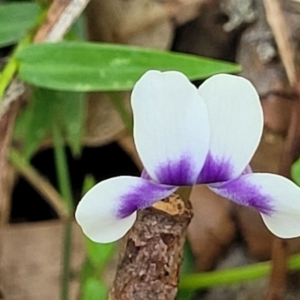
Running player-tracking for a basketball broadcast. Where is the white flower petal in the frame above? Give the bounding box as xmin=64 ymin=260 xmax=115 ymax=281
xmin=198 ymin=74 xmax=263 ymax=183
xmin=209 ymin=173 xmax=300 ymax=238
xmin=75 ymin=176 xmax=176 ymax=243
xmin=259 ymin=175 xmax=300 ymax=238
xmin=132 ymin=70 xmax=210 ymax=186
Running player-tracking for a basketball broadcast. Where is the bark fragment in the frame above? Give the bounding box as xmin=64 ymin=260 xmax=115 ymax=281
xmin=109 ymin=194 xmax=193 ymax=300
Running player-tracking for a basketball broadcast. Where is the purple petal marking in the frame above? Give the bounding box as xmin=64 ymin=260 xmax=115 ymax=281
xmin=155 ymin=155 xmax=197 ymax=186
xmin=141 ymin=169 xmax=151 ymax=180
xmin=197 ymin=152 xmax=233 ymax=184
xmin=242 ymin=165 xmax=253 ymax=175
xmin=117 ymin=181 xmax=176 ymax=218
xmin=209 ymin=176 xmax=274 ymax=215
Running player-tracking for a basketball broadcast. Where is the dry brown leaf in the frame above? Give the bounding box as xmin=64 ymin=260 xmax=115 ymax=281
xmin=187 ymin=185 xmax=236 ymax=271
xmin=86 ymin=0 xmax=176 ymax=44
xmin=236 ymin=205 xmax=300 ymax=260
xmin=1 ymin=221 xmax=85 ymax=300
xmin=84 ymin=0 xmax=178 ymax=149
xmin=83 ymin=92 xmax=128 ymax=147
xmin=235 ymin=0 xmax=300 ymax=260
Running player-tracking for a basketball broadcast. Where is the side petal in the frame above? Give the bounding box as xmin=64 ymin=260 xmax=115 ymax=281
xmin=197 ymin=74 xmax=263 ymax=183
xmin=132 ymin=70 xmax=210 ymax=186
xmin=75 ymin=176 xmax=176 ymax=243
xmin=209 ymin=173 xmax=300 ymax=238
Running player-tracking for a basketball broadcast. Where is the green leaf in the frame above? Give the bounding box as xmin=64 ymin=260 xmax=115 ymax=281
xmin=17 ymin=41 xmax=241 ymax=91
xmin=292 ymin=158 xmax=300 ymax=186
xmin=58 ymin=90 xmax=85 ymax=156
xmin=14 ymin=87 xmax=85 ymax=158
xmin=0 ymin=3 xmax=40 ymax=47
xmin=82 ymin=278 xmax=108 ymax=300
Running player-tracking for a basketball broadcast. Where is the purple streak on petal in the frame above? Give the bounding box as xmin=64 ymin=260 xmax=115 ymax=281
xmin=242 ymin=165 xmax=253 ymax=175
xmin=117 ymin=181 xmax=176 ymax=218
xmin=197 ymin=152 xmax=233 ymax=184
xmin=141 ymin=169 xmax=151 ymax=180
xmin=210 ymin=176 xmax=274 ymax=215
xmin=155 ymin=155 xmax=197 ymax=186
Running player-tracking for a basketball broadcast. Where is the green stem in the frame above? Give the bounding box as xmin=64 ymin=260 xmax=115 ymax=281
xmin=53 ymin=124 xmax=74 ymax=300
xmin=53 ymin=124 xmax=73 ymax=212
xmin=179 ymin=252 xmax=300 ymax=290
xmin=0 ymin=34 xmax=32 ymax=101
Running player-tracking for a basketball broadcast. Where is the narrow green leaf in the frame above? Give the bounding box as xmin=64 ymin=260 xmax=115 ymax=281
xmin=13 ymin=88 xmax=51 ymax=158
xmin=0 ymin=3 xmax=40 ymax=47
xmin=58 ymin=90 xmax=85 ymax=156
xmin=17 ymin=41 xmax=241 ymax=91
xmin=180 ymin=261 xmax=270 ymax=290
xmin=13 ymin=87 xmax=85 ymax=159
xmin=179 ymin=253 xmax=300 ymax=290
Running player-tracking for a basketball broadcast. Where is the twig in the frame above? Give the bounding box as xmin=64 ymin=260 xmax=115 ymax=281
xmin=0 ymin=0 xmax=90 ymax=221
xmin=34 ymin=0 xmax=89 ymax=43
xmin=266 ymin=239 xmax=289 ymax=300
xmin=9 ymin=148 xmax=69 ymax=219
xmin=263 ymin=0 xmax=297 ymax=86
xmin=263 ymin=0 xmax=300 ymax=299
xmin=109 ymin=194 xmax=193 ymax=300
xmin=0 ymin=1 xmax=90 ymax=297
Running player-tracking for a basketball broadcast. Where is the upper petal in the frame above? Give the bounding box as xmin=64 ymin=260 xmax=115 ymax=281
xmin=209 ymin=173 xmax=300 ymax=238
xmin=75 ymin=176 xmax=176 ymax=243
xmin=132 ymin=70 xmax=210 ymax=186
xmin=197 ymin=74 xmax=263 ymax=183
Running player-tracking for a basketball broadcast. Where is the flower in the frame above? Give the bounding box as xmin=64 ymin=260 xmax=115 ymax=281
xmin=75 ymin=70 xmax=300 ymax=243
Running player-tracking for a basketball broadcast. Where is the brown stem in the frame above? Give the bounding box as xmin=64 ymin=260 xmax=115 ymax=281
xmin=262 ymin=0 xmax=300 ymax=298
xmin=9 ymin=149 xmax=69 ymax=219
xmin=263 ymin=0 xmax=297 ymax=86
xmin=266 ymin=97 xmax=300 ymax=300
xmin=109 ymin=194 xmax=193 ymax=300
xmin=0 ymin=100 xmax=21 ymax=226
xmin=278 ymin=106 xmax=300 ymax=178
xmin=266 ymin=239 xmax=289 ymax=300
xmin=265 ymin=102 xmax=300 ymax=300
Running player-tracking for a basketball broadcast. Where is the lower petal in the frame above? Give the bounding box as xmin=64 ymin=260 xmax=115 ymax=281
xmin=209 ymin=173 xmax=300 ymax=238
xmin=75 ymin=176 xmax=176 ymax=243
